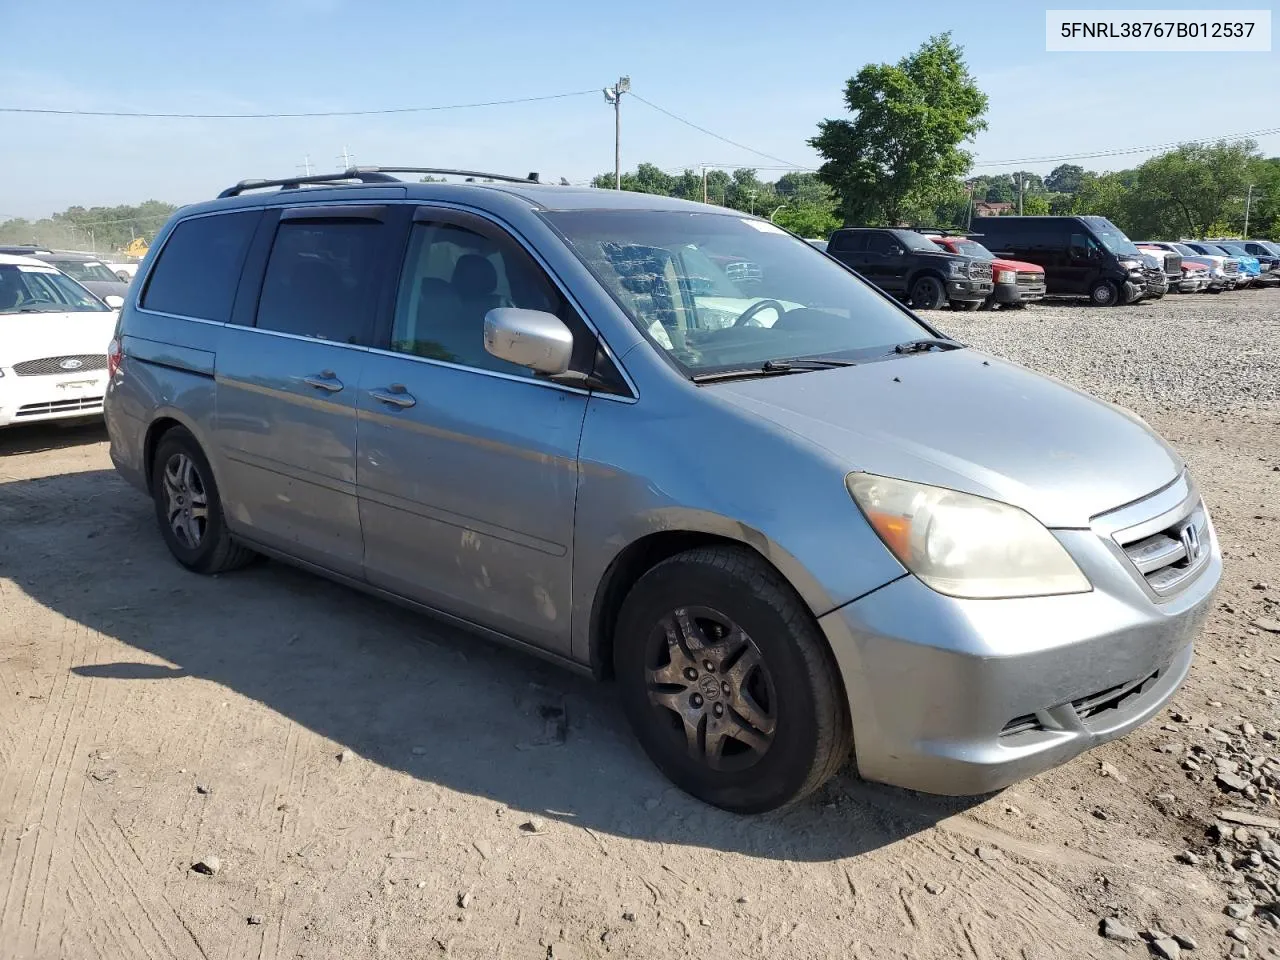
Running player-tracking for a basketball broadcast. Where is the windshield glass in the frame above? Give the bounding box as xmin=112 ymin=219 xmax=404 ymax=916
xmin=939 ymin=239 xmax=993 ymax=260
xmin=0 ymin=263 xmax=109 ymax=314
xmin=46 ymin=258 xmax=120 ymax=283
xmin=543 ymin=211 xmax=930 ymax=376
xmin=897 ymin=231 xmax=943 ymax=252
xmin=1083 ymin=217 xmax=1140 ymax=256
xmin=1170 ymin=243 xmax=1200 ymax=256
xmin=1215 ymin=242 xmax=1248 ymax=256
xmin=1195 ymin=243 xmax=1231 ymax=256
xmin=1259 ymin=241 xmax=1280 ymax=257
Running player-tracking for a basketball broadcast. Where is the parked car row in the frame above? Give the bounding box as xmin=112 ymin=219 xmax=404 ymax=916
xmin=812 ymin=218 xmax=1278 ymax=308
xmin=0 ymin=245 xmax=133 ymax=303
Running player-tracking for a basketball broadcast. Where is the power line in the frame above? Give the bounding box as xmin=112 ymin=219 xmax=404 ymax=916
xmin=629 ymin=94 xmax=803 ymax=168
xmin=973 ymin=125 xmax=1280 ymax=169
xmin=0 ymin=89 xmax=597 ymax=119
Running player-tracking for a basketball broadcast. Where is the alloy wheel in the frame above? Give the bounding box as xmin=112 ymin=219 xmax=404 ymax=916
xmin=645 ymin=606 xmax=777 ymax=772
xmin=161 ymin=452 xmax=209 ymax=549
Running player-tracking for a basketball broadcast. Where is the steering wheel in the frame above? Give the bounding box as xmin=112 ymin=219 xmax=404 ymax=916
xmin=22 ymin=295 xmax=55 ymax=305
xmin=733 ymin=299 xmax=786 ymax=328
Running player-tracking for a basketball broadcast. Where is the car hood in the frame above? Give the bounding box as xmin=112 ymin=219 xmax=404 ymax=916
xmin=77 ymin=279 xmax=130 ymax=298
xmin=0 ymin=311 xmax=118 ymax=366
xmin=991 ymin=257 xmax=1043 ymax=274
xmin=713 ymin=349 xmax=1182 ymax=528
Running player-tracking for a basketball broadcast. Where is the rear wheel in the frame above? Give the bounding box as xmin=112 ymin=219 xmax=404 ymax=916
xmin=151 ymin=428 xmax=256 ymax=574
xmin=1089 ymin=279 xmax=1120 ymax=306
xmin=614 ymin=546 xmax=850 ymax=813
xmin=909 ymin=275 xmax=947 ymax=310
xmin=954 ymin=299 xmax=983 ymax=311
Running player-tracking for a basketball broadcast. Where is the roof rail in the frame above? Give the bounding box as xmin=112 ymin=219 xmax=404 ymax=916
xmin=217 ymin=169 xmax=401 ymax=199
xmin=351 ymin=166 xmax=540 ymax=184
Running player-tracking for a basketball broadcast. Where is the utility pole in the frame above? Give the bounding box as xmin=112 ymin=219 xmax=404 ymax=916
xmin=298 ymin=154 xmax=313 ymax=177
xmin=338 ymin=146 xmax=354 ymax=170
xmin=702 ymin=164 xmax=708 ymax=204
xmin=602 ymin=77 xmax=629 ymax=189
xmin=747 ymin=189 xmax=757 ymax=215
xmin=1017 ymin=173 xmax=1025 ymax=216
xmin=965 ymin=180 xmax=975 ymax=230
xmin=1244 ymin=184 xmax=1254 ymax=237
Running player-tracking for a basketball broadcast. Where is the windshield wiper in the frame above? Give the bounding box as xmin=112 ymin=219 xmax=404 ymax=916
xmin=691 ymin=357 xmax=856 ymax=383
xmin=892 ymin=337 xmax=962 ymax=355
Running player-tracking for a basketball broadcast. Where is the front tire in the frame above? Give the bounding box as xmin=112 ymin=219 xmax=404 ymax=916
xmin=1089 ymin=279 xmax=1119 ymax=306
xmin=954 ymin=299 xmax=983 ymax=311
xmin=910 ymin=275 xmax=947 ymax=310
xmin=151 ymin=428 xmax=256 ymax=574
xmin=613 ymin=546 xmax=850 ymax=813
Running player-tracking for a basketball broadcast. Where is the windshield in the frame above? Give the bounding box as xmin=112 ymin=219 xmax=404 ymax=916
xmin=1170 ymin=243 xmax=1201 ymax=257
xmin=0 ymin=263 xmax=109 ymax=313
xmin=938 ymin=239 xmax=993 ymax=260
xmin=46 ymin=258 xmax=120 ymax=283
xmin=1259 ymin=241 xmax=1280 ymax=257
xmin=1194 ymin=243 xmax=1231 ymax=256
xmin=1215 ymin=242 xmax=1249 ymax=256
xmin=543 ymin=211 xmax=931 ymax=376
xmin=1083 ymin=217 xmax=1140 ymax=256
xmin=898 ymin=231 xmax=944 ymax=252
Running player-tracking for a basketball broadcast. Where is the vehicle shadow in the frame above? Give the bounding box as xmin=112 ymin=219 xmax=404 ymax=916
xmin=3 ymin=468 xmax=984 ymax=862
xmin=0 ymin=420 xmax=107 ymax=456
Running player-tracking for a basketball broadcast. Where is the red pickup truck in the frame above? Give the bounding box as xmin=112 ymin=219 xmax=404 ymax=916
xmin=927 ymin=233 xmax=1046 ymax=309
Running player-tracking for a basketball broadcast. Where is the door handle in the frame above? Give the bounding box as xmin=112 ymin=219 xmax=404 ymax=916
xmin=303 ymin=371 xmax=344 ymax=392
xmin=369 ymin=385 xmax=417 ymax=409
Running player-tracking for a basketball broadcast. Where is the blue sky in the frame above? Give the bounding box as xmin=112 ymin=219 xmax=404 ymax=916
xmin=1 ymin=0 xmax=1275 ymax=218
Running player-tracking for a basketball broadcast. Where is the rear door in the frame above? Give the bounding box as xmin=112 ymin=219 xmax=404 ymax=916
xmin=214 ymin=204 xmax=403 ymax=576
xmin=355 ymin=206 xmax=596 ymax=654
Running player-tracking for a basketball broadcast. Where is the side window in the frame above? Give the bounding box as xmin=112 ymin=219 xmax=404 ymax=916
xmin=389 ymin=220 xmax=565 ymax=376
xmin=865 ymin=233 xmax=901 ymax=256
xmin=141 ymin=211 xmax=259 ymax=321
xmin=255 ymin=221 xmax=384 ymax=343
xmin=828 ymin=232 xmax=863 ymax=253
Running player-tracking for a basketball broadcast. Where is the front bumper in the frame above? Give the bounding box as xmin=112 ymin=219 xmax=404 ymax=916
xmin=1122 ymin=279 xmax=1146 ymax=303
xmin=1177 ymin=277 xmax=1207 ymax=293
xmin=0 ymin=370 xmax=108 ymax=427
xmin=818 ymin=473 xmax=1220 ymax=795
xmin=947 ymin=279 xmax=994 ymax=303
xmin=992 ymin=281 xmax=1045 ymax=304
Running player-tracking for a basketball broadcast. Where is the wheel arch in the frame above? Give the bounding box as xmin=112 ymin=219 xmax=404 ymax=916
xmin=142 ymin=408 xmax=218 ymax=491
xmin=584 ymin=522 xmax=839 ymax=681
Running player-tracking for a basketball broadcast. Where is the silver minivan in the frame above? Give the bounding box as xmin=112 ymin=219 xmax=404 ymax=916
xmin=105 ymin=168 xmax=1221 ymax=813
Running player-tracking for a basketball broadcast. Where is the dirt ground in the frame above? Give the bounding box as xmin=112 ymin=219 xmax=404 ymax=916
xmin=2 ymin=294 xmax=1279 ymax=960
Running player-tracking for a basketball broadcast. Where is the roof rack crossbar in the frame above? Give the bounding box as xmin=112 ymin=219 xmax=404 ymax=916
xmin=352 ymin=166 xmax=539 ymax=184
xmin=217 ymin=169 xmax=401 ymax=199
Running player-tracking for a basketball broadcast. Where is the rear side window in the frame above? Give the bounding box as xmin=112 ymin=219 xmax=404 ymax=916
xmin=255 ymin=221 xmax=385 ymax=344
xmin=828 ymin=232 xmax=863 ymax=253
xmin=141 ymin=211 xmax=259 ymax=321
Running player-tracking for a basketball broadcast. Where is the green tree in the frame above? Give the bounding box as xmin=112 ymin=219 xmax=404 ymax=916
xmin=1127 ymin=140 xmax=1258 ymax=237
xmin=810 ymin=33 xmax=988 ymax=225
xmin=1022 ymin=194 xmax=1050 ymax=216
xmin=773 ymin=203 xmax=842 ymax=238
xmin=1045 ymin=164 xmax=1085 ymax=194
xmin=0 ymin=201 xmax=177 ymax=253
xmin=1070 ymin=172 xmax=1129 ymax=222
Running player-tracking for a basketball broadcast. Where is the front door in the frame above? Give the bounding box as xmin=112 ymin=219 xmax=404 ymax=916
xmin=862 ymin=231 xmax=907 ymax=295
xmin=214 ymin=204 xmax=400 ymax=576
xmin=356 ymin=207 xmax=592 ymax=653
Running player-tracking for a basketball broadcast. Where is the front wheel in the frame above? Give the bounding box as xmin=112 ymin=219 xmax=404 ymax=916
xmin=1089 ymin=279 xmax=1120 ymax=306
xmin=954 ymin=299 xmax=983 ymax=311
xmin=910 ymin=275 xmax=947 ymax=310
xmin=614 ymin=546 xmax=850 ymax=813
xmin=151 ymin=428 xmax=256 ymax=574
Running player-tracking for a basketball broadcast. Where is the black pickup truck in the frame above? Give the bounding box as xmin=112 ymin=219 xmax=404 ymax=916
xmin=825 ymin=227 xmax=994 ymax=310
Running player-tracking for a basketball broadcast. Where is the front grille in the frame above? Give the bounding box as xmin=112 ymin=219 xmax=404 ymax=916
xmin=11 ymin=354 xmax=108 ymax=377
xmin=968 ymin=260 xmax=993 ymax=281
xmin=1224 ymin=261 xmax=1240 ymax=275
xmin=1115 ymin=502 xmax=1209 ymax=597
xmin=15 ymin=396 xmax=104 ymax=418
xmin=1163 ymin=253 xmax=1182 ymax=276
xmin=1015 ymin=271 xmax=1043 ymax=285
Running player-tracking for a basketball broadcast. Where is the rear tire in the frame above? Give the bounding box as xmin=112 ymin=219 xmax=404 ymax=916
xmin=613 ymin=546 xmax=851 ymax=813
xmin=910 ymin=275 xmax=947 ymax=310
xmin=1089 ymin=279 xmax=1119 ymax=306
xmin=151 ymin=428 xmax=255 ymax=574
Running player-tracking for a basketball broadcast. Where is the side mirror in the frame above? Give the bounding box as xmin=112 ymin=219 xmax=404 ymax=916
xmin=892 ymin=247 xmax=905 ymax=257
xmin=104 ymin=295 xmax=124 ymax=309
xmin=483 ymin=308 xmax=573 ymax=375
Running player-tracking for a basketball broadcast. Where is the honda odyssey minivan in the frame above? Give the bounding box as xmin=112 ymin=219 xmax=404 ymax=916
xmin=105 ymin=167 xmax=1221 ymax=812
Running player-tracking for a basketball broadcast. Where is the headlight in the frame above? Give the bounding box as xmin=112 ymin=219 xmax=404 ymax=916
xmin=996 ymin=269 xmax=1016 ymax=284
xmin=846 ymin=474 xmax=1091 ymax=599
xmin=1119 ymin=259 xmax=1141 ymax=271
xmin=947 ymin=260 xmax=967 ymax=278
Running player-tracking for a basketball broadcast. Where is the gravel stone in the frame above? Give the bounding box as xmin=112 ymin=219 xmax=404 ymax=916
xmin=191 ymin=856 xmax=221 ymax=876
xmin=1227 ymin=903 xmax=1254 ymax=920
xmin=1150 ymin=937 xmax=1181 ymax=960
xmin=1219 ymin=772 xmax=1253 ymax=792
xmin=1100 ymin=917 xmax=1140 ymax=942
xmin=1229 ymin=926 xmax=1252 ymax=943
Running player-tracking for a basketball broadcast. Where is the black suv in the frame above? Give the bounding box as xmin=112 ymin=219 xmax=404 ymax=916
xmin=825 ymin=228 xmax=994 ymax=310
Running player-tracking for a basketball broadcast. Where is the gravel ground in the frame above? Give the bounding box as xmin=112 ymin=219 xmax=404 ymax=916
xmin=0 ymin=291 xmax=1278 ymax=960
xmin=939 ymin=288 xmax=1280 ymax=414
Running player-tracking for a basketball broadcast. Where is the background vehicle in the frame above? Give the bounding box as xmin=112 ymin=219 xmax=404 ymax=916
xmin=105 ymin=169 xmax=1219 ymax=813
xmin=1211 ymin=240 xmax=1277 ymax=284
xmin=1134 ymin=243 xmax=1182 ymax=288
xmin=1183 ymin=241 xmax=1257 ymax=288
xmin=804 ymin=239 xmax=828 ymax=252
xmin=825 ymin=227 xmax=993 ymax=310
xmin=0 ymin=246 xmax=130 ymax=303
xmin=1136 ymin=251 xmax=1167 ymax=299
xmin=107 ymin=261 xmax=138 ymax=282
xmin=1137 ymin=241 xmax=1238 ymax=291
xmin=973 ymin=215 xmax=1147 ymax=306
xmin=926 ymin=232 xmax=1045 ymax=309
xmin=0 ymin=253 xmax=116 ymax=427
xmin=1174 ymin=262 xmax=1210 ymax=292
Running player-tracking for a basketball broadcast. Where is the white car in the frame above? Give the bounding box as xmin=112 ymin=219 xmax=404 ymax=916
xmin=107 ymin=262 xmax=138 ymax=282
xmin=0 ymin=253 xmax=117 ymax=427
